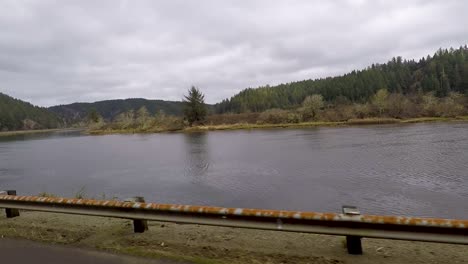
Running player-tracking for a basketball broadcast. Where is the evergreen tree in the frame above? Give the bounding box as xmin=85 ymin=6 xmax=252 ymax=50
xmin=460 ymin=64 xmax=468 ymax=94
xmin=183 ymin=86 xmax=207 ymax=126
xmin=87 ymin=108 xmax=101 ymax=123
xmin=0 ymin=93 xmax=61 ymax=131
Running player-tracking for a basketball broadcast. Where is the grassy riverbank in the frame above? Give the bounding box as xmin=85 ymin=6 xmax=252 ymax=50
xmin=0 ymin=128 xmax=68 ymax=137
xmin=1 ymin=211 xmax=467 ymax=264
xmin=0 ymin=128 xmax=84 ymax=137
xmin=88 ymin=116 xmax=468 ymax=135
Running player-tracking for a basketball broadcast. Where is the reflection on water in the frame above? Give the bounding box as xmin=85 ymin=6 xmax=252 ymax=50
xmin=0 ymin=123 xmax=467 ymax=218
xmin=184 ymin=133 xmax=210 ymax=183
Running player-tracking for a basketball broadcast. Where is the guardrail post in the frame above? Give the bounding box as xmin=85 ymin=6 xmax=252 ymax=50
xmin=342 ymin=205 xmax=362 ymax=255
xmin=127 ymin=196 xmax=148 ymax=233
xmin=5 ymin=190 xmax=20 ymax=218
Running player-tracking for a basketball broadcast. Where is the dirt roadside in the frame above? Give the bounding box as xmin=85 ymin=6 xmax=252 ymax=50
xmin=0 ymin=211 xmax=466 ymax=264
xmin=0 ymin=237 xmax=186 ymax=264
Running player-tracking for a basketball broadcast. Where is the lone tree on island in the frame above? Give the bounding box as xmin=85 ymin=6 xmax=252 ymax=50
xmin=183 ymin=86 xmax=207 ymax=126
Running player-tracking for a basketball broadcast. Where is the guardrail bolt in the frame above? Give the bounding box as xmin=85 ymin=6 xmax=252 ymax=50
xmin=342 ymin=205 xmax=362 ymax=255
xmin=5 ymin=190 xmax=20 ymax=218
xmin=131 ymin=196 xmax=148 ymax=233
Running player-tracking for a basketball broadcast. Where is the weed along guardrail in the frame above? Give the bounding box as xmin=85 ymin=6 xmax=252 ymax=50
xmin=1 ymin=191 xmax=467 ymax=255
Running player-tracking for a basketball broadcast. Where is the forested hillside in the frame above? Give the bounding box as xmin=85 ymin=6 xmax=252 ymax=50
xmin=0 ymin=93 xmax=61 ymax=131
xmin=49 ymin=98 xmax=189 ymax=124
xmin=4 ymin=46 xmax=467 ymax=132
xmin=216 ymin=46 xmax=468 ymax=113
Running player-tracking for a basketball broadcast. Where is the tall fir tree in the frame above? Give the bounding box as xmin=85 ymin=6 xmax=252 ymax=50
xmin=183 ymin=86 xmax=207 ymax=126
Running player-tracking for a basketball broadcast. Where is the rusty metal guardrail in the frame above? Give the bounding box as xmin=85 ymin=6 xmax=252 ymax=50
xmin=1 ymin=192 xmax=467 ymax=255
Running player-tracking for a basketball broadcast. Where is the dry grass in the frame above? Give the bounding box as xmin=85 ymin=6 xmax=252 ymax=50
xmin=89 ymin=116 xmax=468 ymax=135
xmin=346 ymin=118 xmax=400 ymax=125
xmin=0 ymin=128 xmax=65 ymax=137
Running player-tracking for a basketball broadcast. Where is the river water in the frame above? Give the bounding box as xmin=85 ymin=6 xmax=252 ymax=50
xmin=1 ymin=123 xmax=467 ymax=219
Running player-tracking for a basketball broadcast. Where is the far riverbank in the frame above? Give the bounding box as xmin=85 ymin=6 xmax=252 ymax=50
xmin=0 ymin=128 xmax=84 ymax=137
xmin=88 ymin=116 xmax=468 ymax=135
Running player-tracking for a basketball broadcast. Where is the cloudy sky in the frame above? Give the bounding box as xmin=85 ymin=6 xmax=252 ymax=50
xmin=0 ymin=0 xmax=466 ymax=106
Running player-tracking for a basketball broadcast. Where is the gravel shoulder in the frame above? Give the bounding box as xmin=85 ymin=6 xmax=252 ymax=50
xmin=0 ymin=238 xmax=185 ymax=264
xmin=1 ymin=211 xmax=467 ymax=264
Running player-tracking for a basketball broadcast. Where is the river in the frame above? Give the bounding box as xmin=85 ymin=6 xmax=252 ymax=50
xmin=1 ymin=122 xmax=467 ymax=219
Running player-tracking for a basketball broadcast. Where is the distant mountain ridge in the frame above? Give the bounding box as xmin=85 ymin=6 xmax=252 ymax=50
xmin=48 ymin=98 xmax=188 ymax=124
xmin=0 ymin=93 xmax=61 ymax=131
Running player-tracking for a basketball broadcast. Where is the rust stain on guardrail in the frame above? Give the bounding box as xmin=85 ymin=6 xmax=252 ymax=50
xmin=1 ymin=195 xmax=467 ymax=229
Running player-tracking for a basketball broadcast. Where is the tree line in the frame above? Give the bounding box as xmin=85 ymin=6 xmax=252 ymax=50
xmin=49 ymin=98 xmax=187 ymax=126
xmin=249 ymin=90 xmax=467 ymax=125
xmin=215 ymin=46 xmax=468 ymax=114
xmin=0 ymin=93 xmax=61 ymax=131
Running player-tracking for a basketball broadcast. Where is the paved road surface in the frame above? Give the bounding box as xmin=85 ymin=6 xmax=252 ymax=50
xmin=0 ymin=238 xmax=188 ymax=264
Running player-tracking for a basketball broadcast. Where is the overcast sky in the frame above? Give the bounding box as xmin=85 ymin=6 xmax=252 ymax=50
xmin=0 ymin=0 xmax=466 ymax=107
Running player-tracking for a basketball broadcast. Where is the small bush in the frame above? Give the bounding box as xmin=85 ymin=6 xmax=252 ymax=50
xmin=205 ymin=113 xmax=261 ymax=125
xmin=38 ymin=192 xmax=57 ymax=198
xmin=353 ymin=103 xmax=372 ymax=119
xmin=437 ymin=93 xmax=465 ymax=117
xmin=322 ymin=105 xmax=356 ymax=121
xmin=287 ymin=112 xmax=301 ymax=123
xmin=258 ymin=109 xmax=291 ymax=124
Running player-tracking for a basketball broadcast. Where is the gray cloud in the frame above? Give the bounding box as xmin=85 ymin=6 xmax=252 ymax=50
xmin=0 ymin=0 xmax=466 ymax=106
